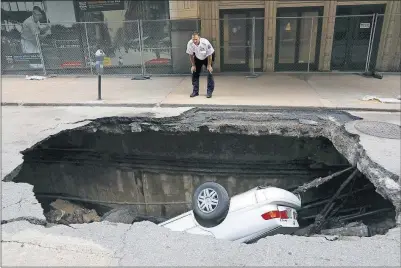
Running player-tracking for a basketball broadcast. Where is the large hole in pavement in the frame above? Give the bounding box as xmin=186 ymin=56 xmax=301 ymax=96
xmin=11 ymin=121 xmax=396 ymax=237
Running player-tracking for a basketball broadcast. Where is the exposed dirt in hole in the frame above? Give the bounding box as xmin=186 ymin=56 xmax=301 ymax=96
xmin=7 ymin=110 xmax=399 ymax=237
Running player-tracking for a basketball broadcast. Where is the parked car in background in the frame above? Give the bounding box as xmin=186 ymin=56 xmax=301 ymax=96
xmin=159 ymin=181 xmax=302 ymax=243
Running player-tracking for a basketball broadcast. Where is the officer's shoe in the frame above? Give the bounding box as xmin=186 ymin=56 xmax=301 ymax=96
xmin=206 ymin=93 xmax=212 ymax=98
xmin=190 ymin=92 xmax=199 ymax=97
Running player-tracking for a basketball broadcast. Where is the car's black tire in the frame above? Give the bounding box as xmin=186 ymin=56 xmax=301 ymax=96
xmin=192 ymin=181 xmax=230 ymax=221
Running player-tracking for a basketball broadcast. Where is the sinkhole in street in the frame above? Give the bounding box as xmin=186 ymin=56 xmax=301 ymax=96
xmin=11 ymin=122 xmax=396 ymax=236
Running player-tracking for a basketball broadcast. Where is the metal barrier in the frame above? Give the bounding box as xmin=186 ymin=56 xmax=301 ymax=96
xmin=1 ymin=15 xmax=400 ymax=76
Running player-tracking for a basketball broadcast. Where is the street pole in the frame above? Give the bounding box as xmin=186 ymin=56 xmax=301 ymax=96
xmin=98 ymin=74 xmax=102 ymax=100
xmin=95 ymin=49 xmax=105 ymax=100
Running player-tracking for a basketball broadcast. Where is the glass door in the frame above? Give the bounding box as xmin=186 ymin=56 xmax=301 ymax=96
xmin=331 ymin=4 xmax=386 ymax=71
xmin=275 ymin=7 xmax=323 ymax=71
xmin=219 ymin=9 xmax=264 ymax=72
xmin=220 ymin=12 xmax=248 ymax=71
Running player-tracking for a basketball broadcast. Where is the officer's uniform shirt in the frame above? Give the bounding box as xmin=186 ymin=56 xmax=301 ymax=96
xmin=186 ymin=37 xmax=214 ymax=61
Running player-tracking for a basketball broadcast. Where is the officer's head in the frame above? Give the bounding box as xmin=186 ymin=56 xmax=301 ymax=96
xmin=32 ymin=6 xmax=44 ymax=22
xmin=192 ymin=31 xmax=200 ymax=46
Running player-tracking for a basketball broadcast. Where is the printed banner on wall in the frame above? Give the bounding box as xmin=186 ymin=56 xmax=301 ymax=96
xmin=4 ymin=54 xmax=41 ymax=64
xmin=78 ymin=0 xmax=125 ymax=12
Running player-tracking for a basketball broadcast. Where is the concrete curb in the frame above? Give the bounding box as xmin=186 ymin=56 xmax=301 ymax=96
xmin=1 ymin=102 xmax=156 ymax=108
xmin=1 ymin=102 xmax=400 ymax=113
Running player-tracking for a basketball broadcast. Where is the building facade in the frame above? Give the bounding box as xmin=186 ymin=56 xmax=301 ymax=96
xmin=1 ymin=0 xmax=400 ymax=74
xmin=171 ymin=0 xmax=401 ymax=73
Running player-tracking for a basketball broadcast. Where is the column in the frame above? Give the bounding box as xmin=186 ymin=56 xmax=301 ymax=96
xmin=319 ymin=0 xmax=337 ymax=71
xmin=375 ymin=1 xmax=401 ymax=71
xmin=264 ymin=0 xmax=276 ymax=72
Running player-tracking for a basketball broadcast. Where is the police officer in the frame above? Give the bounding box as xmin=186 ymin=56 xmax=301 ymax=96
xmin=186 ymin=32 xmax=215 ymax=98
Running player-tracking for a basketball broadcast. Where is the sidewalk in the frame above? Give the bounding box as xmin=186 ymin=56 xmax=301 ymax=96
xmin=1 ymin=73 xmax=400 ymax=111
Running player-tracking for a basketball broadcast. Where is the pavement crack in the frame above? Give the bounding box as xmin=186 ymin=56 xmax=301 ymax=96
xmin=1 ymin=217 xmax=47 ymax=226
xmin=116 ymin=223 xmax=135 ymax=265
xmin=156 ymin=76 xmax=186 ymax=108
xmin=38 ymin=119 xmax=93 ymax=134
xmin=38 ymin=123 xmax=63 ymax=133
xmin=2 ymin=198 xmax=24 ymax=210
xmin=1 ymin=240 xmax=112 ymax=256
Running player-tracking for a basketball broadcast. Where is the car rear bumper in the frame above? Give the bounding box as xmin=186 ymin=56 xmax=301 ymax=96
xmin=237 ymin=226 xmax=299 ymax=244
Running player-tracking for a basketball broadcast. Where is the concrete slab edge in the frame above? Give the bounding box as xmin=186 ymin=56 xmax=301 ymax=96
xmin=2 ymin=102 xmax=400 ymax=113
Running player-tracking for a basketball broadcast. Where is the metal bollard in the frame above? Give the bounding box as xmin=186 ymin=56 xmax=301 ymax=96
xmin=95 ymin=49 xmax=105 ymax=100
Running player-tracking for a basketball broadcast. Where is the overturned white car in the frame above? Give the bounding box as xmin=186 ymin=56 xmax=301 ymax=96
xmin=158 ymin=182 xmax=302 ymax=243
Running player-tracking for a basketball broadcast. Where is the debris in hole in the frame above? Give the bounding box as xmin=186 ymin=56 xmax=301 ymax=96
xmin=320 ymin=222 xmax=369 ymax=237
xmin=306 ymin=168 xmax=360 ymax=236
xmin=292 ymin=166 xmax=354 ymax=194
xmin=101 ymin=205 xmax=166 ymax=224
xmin=45 ymin=199 xmax=101 ymax=224
xmin=294 ymin=166 xmax=396 ymax=237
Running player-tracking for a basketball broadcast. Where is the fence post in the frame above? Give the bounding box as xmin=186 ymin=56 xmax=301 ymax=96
xmin=138 ymin=19 xmax=146 ymax=77
xmin=35 ymin=31 xmax=47 ymax=76
xmin=307 ymin=17 xmax=315 ymax=73
xmin=365 ymin=14 xmax=377 ymax=73
xmin=84 ymin=22 xmax=93 ymax=75
xmin=196 ymin=19 xmax=200 ymax=33
xmin=246 ymin=17 xmax=258 ymax=78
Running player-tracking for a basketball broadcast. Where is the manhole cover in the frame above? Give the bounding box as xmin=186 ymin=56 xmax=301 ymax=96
xmin=354 ymin=121 xmax=401 ymax=139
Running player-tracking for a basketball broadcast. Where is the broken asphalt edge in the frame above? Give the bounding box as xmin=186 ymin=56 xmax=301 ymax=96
xmin=1 ymin=102 xmax=400 ymax=113
xmin=1 ymin=108 xmax=400 ymax=229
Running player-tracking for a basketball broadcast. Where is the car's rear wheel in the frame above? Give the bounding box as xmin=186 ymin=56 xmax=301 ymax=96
xmin=192 ymin=182 xmax=230 ymax=222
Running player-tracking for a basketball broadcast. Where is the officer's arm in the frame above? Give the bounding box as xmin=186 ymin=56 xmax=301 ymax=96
xmin=206 ymin=40 xmax=215 ymax=66
xmin=186 ymin=41 xmax=195 ymax=66
xmin=190 ymin=54 xmax=195 ymax=66
xmin=207 ymin=55 xmax=212 ymax=66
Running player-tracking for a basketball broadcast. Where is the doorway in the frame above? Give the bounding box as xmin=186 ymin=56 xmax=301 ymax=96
xmin=219 ymin=9 xmax=264 ymax=72
xmin=275 ymin=7 xmax=323 ymax=71
xmin=331 ymin=4 xmax=386 ymax=71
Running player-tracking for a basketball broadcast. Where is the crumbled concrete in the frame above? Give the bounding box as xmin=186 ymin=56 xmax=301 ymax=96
xmin=2 ymin=220 xmax=400 ymax=266
xmin=345 ymin=111 xmax=401 ymax=224
xmin=46 ymin=199 xmax=101 ymax=224
xmin=321 ymin=222 xmax=369 ymax=237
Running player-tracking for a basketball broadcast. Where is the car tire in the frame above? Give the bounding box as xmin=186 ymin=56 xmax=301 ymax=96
xmin=192 ymin=181 xmax=230 ymax=221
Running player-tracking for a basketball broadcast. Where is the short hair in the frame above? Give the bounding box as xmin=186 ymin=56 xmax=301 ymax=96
xmin=192 ymin=31 xmax=200 ymax=37
xmin=33 ymin=6 xmax=44 ymax=13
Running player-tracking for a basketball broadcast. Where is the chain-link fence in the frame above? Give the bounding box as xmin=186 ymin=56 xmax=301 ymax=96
xmin=329 ymin=14 xmax=376 ymax=73
xmin=1 ymin=14 xmax=400 ymax=76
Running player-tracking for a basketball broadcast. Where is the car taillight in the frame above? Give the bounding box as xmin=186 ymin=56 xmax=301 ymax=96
xmin=280 ymin=210 xmax=289 ymax=219
xmin=261 ymin=210 xmax=288 ymax=220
